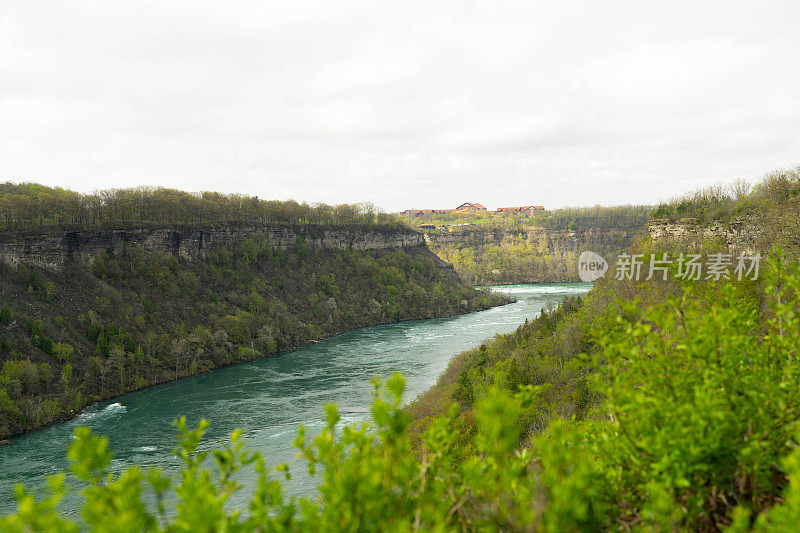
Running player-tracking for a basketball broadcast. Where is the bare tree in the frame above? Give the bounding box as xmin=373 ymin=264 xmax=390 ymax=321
xmin=729 ymin=178 xmax=752 ymax=202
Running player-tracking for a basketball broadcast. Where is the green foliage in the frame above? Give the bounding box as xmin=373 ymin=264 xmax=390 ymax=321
xmin=0 ymin=303 xmax=11 ymax=325
xmin=407 ymin=251 xmax=800 ymax=530
xmin=0 ymin=389 xmax=25 ymax=437
xmin=10 ymin=174 xmax=800 ymax=528
xmin=529 ymin=252 xmax=800 ymax=530
xmin=27 ymin=272 xmax=40 ymax=291
xmin=60 ymin=362 xmax=72 ymax=387
xmin=416 ymin=293 xmax=596 ymax=443
xmin=652 ymin=166 xmax=800 ymax=229
xmin=0 ymin=475 xmax=79 ymax=533
xmin=744 ymin=426 xmax=800 ymax=532
xmin=237 ymin=345 xmax=259 ymax=360
xmin=86 ymin=321 xmax=102 ymax=342
xmin=218 ymin=315 xmax=249 ymax=346
xmin=0 ymin=182 xmax=401 ymax=230
xmin=52 ymin=342 xmax=75 ymax=362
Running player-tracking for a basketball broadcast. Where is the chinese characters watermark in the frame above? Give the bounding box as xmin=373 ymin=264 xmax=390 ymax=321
xmin=578 ymin=251 xmax=761 ymax=283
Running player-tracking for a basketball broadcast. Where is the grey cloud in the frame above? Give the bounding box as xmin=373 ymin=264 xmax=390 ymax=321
xmin=1 ymin=0 xmax=799 ymax=211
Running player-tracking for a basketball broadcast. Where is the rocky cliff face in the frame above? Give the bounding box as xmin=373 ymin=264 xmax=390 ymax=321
xmin=421 ymin=223 xmax=645 ymax=284
xmin=646 ymin=219 xmax=760 ymax=253
xmin=425 ymin=225 xmax=640 ymax=255
xmin=0 ymin=224 xmax=425 ymax=271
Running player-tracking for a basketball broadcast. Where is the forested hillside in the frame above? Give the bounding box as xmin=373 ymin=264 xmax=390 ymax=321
xmin=401 ymin=206 xmax=652 ymax=284
xmin=0 ymin=185 xmax=507 ymax=439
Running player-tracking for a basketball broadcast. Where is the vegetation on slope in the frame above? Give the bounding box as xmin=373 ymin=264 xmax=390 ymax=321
xmin=401 ymin=206 xmax=652 ymax=284
xmin=398 ymin=168 xmax=800 ymax=528
xmin=0 ymin=237 xmax=505 ymax=439
xmin=652 ymin=165 xmax=800 ymax=226
xmin=406 ymin=166 xmax=800 ymax=448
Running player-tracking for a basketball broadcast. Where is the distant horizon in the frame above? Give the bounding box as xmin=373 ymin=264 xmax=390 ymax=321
xmin=3 ymin=168 xmax=783 ymax=214
xmin=1 ymin=177 xmax=683 ymax=213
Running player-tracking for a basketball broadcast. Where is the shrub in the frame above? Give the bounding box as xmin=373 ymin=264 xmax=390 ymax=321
xmin=534 ymin=252 xmax=800 ymax=530
xmin=237 ymin=345 xmax=259 ymax=360
xmin=0 ymin=304 xmax=11 ymax=325
xmin=52 ymin=343 xmax=74 ymax=362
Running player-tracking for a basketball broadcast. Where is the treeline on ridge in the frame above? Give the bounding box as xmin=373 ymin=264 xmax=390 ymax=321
xmin=652 ymin=165 xmax=800 ymax=223
xmin=401 ymin=204 xmax=652 ymax=233
xmin=0 ymin=182 xmax=400 ymax=231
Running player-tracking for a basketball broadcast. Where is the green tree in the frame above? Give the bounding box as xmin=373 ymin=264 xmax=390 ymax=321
xmin=0 ymin=303 xmax=11 ymax=325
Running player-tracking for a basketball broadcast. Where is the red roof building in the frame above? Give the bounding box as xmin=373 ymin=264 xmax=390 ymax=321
xmin=455 ymin=202 xmax=487 ymax=212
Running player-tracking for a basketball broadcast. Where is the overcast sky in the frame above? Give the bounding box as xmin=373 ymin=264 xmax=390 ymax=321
xmin=2 ymin=1 xmax=799 ymax=212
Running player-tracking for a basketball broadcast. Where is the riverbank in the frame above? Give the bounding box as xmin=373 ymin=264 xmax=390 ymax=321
xmin=0 ymin=282 xmax=590 ymax=516
xmin=6 ymin=290 xmax=509 ymax=440
xmin=404 ymin=282 xmax=593 ymax=450
xmin=0 ymin=239 xmax=508 ymax=439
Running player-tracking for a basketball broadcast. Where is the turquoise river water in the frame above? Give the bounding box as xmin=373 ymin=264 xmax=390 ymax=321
xmin=0 ymin=283 xmax=591 ymax=516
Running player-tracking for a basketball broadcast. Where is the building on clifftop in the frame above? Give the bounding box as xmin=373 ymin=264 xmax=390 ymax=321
xmin=454 ymin=202 xmax=487 ymax=213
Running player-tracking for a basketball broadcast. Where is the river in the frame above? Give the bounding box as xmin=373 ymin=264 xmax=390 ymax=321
xmin=0 ymin=283 xmax=591 ymax=516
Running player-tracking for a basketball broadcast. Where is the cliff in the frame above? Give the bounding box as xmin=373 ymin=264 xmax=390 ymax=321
xmin=427 ymin=226 xmax=638 ymax=254
xmin=423 ymin=223 xmax=645 ymax=284
xmin=0 ymin=223 xmax=425 ymax=272
xmin=645 ymin=218 xmax=760 ymax=253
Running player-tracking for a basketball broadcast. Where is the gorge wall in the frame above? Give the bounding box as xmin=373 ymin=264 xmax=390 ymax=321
xmin=422 ymin=217 xmax=765 ymax=285
xmin=426 ymin=225 xmax=639 ymax=254
xmin=422 ymin=223 xmax=645 ymax=284
xmin=645 ymin=219 xmax=760 ymax=253
xmin=0 ymin=224 xmax=425 ymax=272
